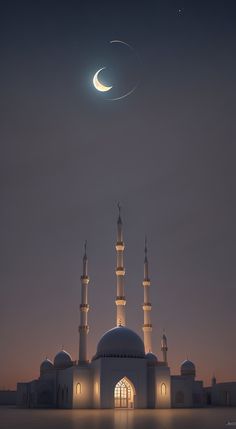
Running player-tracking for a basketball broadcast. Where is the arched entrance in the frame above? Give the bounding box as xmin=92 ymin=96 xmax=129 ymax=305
xmin=114 ymin=377 xmax=135 ymax=408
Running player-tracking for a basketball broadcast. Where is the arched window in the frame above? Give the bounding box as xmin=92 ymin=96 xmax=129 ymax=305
xmin=114 ymin=377 xmax=135 ymax=408
xmin=76 ymin=382 xmax=82 ymax=394
xmin=161 ymin=383 xmax=166 ymax=396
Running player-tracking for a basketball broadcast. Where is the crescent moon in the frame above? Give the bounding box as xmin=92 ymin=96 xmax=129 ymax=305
xmin=93 ymin=67 xmax=112 ymax=92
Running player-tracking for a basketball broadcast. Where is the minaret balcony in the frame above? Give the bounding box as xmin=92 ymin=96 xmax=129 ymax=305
xmin=161 ymin=346 xmax=168 ymax=351
xmin=80 ymin=304 xmax=89 ymax=312
xmin=142 ymin=303 xmax=152 ymax=311
xmin=78 ymin=325 xmax=89 ymax=333
xmin=142 ymin=280 xmax=150 ymax=287
xmin=116 ymin=267 xmax=125 ymax=276
xmin=116 ymin=242 xmax=125 ymax=251
xmin=115 ymin=297 xmax=126 ymax=306
xmin=80 ymin=275 xmax=89 ymax=284
xmin=142 ymin=324 xmax=152 ymax=332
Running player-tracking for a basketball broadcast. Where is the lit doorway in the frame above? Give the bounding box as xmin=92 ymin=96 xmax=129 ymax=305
xmin=114 ymin=377 xmax=135 ymax=408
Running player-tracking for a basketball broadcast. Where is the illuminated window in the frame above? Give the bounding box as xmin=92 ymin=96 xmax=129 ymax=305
xmin=114 ymin=377 xmax=134 ymax=408
xmin=161 ymin=383 xmax=166 ymax=396
xmin=76 ymin=382 xmax=82 ymax=394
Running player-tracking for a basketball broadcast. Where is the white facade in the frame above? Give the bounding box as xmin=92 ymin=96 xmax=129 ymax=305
xmin=16 ymin=211 xmax=236 ymax=409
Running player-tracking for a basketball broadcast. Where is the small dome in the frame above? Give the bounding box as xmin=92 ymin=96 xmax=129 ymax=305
xmin=93 ymin=326 xmax=145 ymax=360
xmin=180 ymin=359 xmax=196 ymax=376
xmin=40 ymin=358 xmax=54 ymax=373
xmin=146 ymin=352 xmax=158 ymax=363
xmin=54 ymin=350 xmax=72 ymax=369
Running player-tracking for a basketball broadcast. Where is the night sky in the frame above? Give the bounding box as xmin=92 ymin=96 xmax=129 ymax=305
xmin=1 ymin=0 xmax=236 ymax=390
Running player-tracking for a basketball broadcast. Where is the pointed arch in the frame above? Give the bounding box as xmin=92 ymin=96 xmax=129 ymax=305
xmin=76 ymin=382 xmax=82 ymax=394
xmin=114 ymin=377 xmax=136 ymax=408
xmin=161 ymin=383 xmax=167 ymax=396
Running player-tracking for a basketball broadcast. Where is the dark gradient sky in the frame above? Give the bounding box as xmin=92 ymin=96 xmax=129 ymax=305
xmin=1 ymin=0 xmax=236 ymax=389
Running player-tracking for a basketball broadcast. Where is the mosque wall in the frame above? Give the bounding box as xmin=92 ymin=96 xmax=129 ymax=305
xmin=14 ymin=212 xmax=236 ymax=411
xmin=171 ymin=376 xmax=194 ymax=407
xmin=0 ymin=390 xmax=16 ymax=405
xmin=211 ymin=382 xmax=236 ymax=407
xmin=17 ymin=382 xmax=30 ymax=407
xmin=192 ymin=380 xmax=204 ymax=407
xmin=155 ymin=365 xmax=171 ymax=408
xmin=72 ymin=365 xmax=93 ymax=408
xmin=56 ymin=366 xmax=74 ymax=408
xmin=96 ymin=357 xmax=147 ymax=408
xmin=147 ymin=365 xmax=156 ymax=408
xmin=91 ymin=359 xmax=102 ymax=408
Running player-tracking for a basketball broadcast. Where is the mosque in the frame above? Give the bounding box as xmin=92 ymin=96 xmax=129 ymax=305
xmin=16 ymin=209 xmax=236 ymax=409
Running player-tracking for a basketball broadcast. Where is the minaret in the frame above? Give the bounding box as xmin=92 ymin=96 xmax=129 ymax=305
xmin=78 ymin=241 xmax=90 ymax=363
xmin=115 ymin=204 xmax=126 ymax=326
xmin=211 ymin=374 xmax=216 ymax=386
xmin=142 ymin=237 xmax=153 ymax=353
xmin=161 ymin=333 xmax=168 ymax=364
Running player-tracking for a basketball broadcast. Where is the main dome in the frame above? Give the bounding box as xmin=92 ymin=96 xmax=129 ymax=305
xmin=93 ymin=326 xmax=145 ymax=359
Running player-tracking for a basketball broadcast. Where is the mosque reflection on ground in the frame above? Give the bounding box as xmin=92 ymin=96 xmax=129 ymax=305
xmin=1 ymin=408 xmax=236 ymax=429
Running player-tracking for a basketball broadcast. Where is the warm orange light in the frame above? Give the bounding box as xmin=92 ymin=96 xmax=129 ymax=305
xmin=161 ymin=383 xmax=166 ymax=396
xmin=76 ymin=382 xmax=82 ymax=394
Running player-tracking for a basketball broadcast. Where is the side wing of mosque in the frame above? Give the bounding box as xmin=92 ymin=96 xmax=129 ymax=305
xmin=16 ymin=209 xmax=236 ymax=409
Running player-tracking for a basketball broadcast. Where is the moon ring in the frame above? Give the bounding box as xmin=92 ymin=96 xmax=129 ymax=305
xmin=107 ymin=40 xmax=141 ymax=101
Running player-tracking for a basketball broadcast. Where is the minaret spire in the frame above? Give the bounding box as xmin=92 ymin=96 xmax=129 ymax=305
xmin=142 ymin=237 xmax=153 ymax=353
xmin=161 ymin=331 xmax=168 ymax=364
xmin=211 ymin=374 xmax=216 ymax=386
xmin=78 ymin=240 xmax=90 ymax=363
xmin=115 ymin=203 xmax=126 ymax=326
